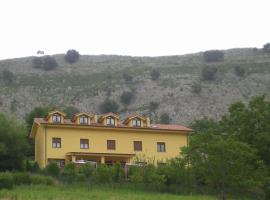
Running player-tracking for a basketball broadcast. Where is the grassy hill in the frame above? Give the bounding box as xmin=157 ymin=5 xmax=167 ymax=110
xmin=0 ymin=48 xmax=269 ymax=125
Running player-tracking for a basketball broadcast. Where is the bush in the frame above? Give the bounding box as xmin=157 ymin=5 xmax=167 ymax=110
xmin=160 ymin=113 xmax=171 ymax=124
xmin=122 ymin=73 xmax=133 ymax=83
xmin=99 ymin=99 xmax=119 ymax=113
xmin=43 ymin=56 xmax=58 ymax=70
xmin=234 ymin=66 xmax=245 ymax=77
xmin=13 ymin=172 xmax=31 ymax=185
xmin=112 ymin=162 xmax=125 ymax=182
xmin=263 ymin=43 xmax=270 ymax=53
xmin=45 ymin=162 xmax=60 ymax=177
xmin=201 ymin=66 xmax=218 ymax=81
xmin=61 ymin=162 xmax=77 ymax=183
xmin=92 ymin=164 xmax=114 ymax=183
xmin=32 ymin=57 xmax=43 ymax=68
xmin=120 ymin=91 xmax=134 ymax=106
xmin=149 ymin=101 xmax=159 ymax=112
xmin=30 ymin=174 xmax=55 ymax=185
xmin=64 ymin=49 xmax=80 ymax=64
xmin=25 ymin=160 xmax=40 ymax=173
xmin=0 ymin=173 xmax=14 ymax=189
xmin=150 ymin=69 xmax=160 ymax=80
xmin=191 ymin=82 xmax=202 ymax=94
xmin=78 ymin=163 xmax=95 ymax=179
xmin=203 ymin=50 xmax=224 ymax=62
xmin=1 ymin=69 xmax=16 ymax=84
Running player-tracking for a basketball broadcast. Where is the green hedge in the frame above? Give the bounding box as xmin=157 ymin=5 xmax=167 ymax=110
xmin=0 ymin=173 xmax=14 ymax=189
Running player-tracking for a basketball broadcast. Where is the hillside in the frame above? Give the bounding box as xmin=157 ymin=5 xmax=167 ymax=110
xmin=0 ymin=48 xmax=269 ymax=125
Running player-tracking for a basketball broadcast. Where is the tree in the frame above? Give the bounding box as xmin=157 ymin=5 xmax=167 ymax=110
xmin=122 ymin=73 xmax=133 ymax=83
xmin=64 ymin=49 xmax=80 ymax=64
xmin=201 ymin=66 xmax=217 ymax=81
xmin=120 ymin=91 xmax=134 ymax=106
xmin=99 ymin=99 xmax=119 ymax=113
xmin=25 ymin=106 xmax=53 ymax=157
xmin=159 ymin=113 xmax=171 ymax=124
xmin=263 ymin=43 xmax=270 ymax=53
xmin=32 ymin=57 xmax=43 ymax=69
xmin=221 ymin=96 xmax=270 ymax=166
xmin=150 ymin=69 xmax=160 ymax=80
xmin=183 ymin=133 xmax=267 ymax=200
xmin=1 ymin=69 xmax=16 ymax=85
xmin=0 ymin=113 xmax=28 ymax=171
xmin=43 ymin=56 xmax=58 ymax=71
xmin=203 ymin=50 xmax=224 ymax=62
xmin=149 ymin=101 xmax=159 ymax=112
xmin=234 ymin=66 xmax=245 ymax=77
xmin=63 ymin=106 xmax=80 ymax=118
xmin=191 ymin=82 xmax=202 ymax=94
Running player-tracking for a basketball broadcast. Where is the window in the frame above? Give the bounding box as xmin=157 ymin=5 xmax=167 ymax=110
xmin=52 ymin=114 xmax=61 ymax=123
xmin=157 ymin=142 xmax=166 ymax=152
xmin=48 ymin=159 xmax=65 ymax=168
xmin=132 ymin=118 xmax=141 ymax=127
xmin=107 ymin=140 xmax=116 ymax=150
xmin=79 ymin=116 xmax=88 ymax=124
xmin=134 ymin=141 xmax=142 ymax=151
xmin=52 ymin=138 xmax=61 ymax=148
xmin=106 ymin=117 xmax=115 ymax=126
xmin=80 ymin=139 xmax=89 ymax=149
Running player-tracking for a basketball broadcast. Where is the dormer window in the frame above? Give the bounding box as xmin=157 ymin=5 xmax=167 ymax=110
xmin=52 ymin=114 xmax=61 ymax=123
xmin=132 ymin=118 xmax=141 ymax=127
xmin=79 ymin=116 xmax=88 ymax=124
xmin=106 ymin=117 xmax=115 ymax=126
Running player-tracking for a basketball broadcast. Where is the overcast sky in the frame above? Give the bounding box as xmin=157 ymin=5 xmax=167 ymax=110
xmin=0 ymin=0 xmax=269 ymax=60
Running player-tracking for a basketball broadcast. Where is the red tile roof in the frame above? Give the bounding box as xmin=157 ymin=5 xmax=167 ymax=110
xmin=34 ymin=118 xmax=192 ymax=132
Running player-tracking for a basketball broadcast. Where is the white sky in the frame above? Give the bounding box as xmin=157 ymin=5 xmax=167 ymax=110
xmin=0 ymin=0 xmax=269 ymax=60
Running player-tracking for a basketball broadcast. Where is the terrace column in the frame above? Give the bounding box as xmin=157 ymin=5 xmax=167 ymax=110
xmin=71 ymin=155 xmax=76 ymax=162
xmin=101 ymin=156 xmax=105 ymax=164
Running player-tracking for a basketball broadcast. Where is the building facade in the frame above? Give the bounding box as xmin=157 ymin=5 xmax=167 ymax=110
xmin=30 ymin=110 xmax=192 ymax=168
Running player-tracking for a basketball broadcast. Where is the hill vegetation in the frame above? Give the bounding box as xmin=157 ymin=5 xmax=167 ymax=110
xmin=0 ymin=47 xmax=269 ymax=125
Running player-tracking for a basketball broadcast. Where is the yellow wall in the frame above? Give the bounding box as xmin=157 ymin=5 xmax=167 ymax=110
xmin=35 ymin=126 xmax=46 ymax=168
xmin=37 ymin=125 xmax=188 ymax=168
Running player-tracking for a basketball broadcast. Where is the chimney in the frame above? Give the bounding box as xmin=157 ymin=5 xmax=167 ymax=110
xmin=146 ymin=117 xmax=151 ymax=127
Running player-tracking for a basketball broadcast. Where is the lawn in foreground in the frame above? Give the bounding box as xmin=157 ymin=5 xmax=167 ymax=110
xmin=0 ymin=185 xmax=216 ymax=200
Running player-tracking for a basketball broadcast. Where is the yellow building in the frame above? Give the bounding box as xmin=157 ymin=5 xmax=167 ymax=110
xmin=30 ymin=110 xmax=192 ymax=168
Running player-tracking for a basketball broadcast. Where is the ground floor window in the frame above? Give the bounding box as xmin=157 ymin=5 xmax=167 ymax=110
xmin=157 ymin=142 xmax=166 ymax=152
xmin=48 ymin=159 xmax=65 ymax=168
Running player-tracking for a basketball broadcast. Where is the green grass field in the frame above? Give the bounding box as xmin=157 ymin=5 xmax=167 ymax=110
xmin=0 ymin=185 xmax=218 ymax=200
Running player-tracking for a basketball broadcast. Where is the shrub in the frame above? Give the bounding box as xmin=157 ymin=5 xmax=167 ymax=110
xmin=0 ymin=173 xmax=14 ymax=189
xmin=63 ymin=106 xmax=80 ymax=118
xmin=112 ymin=162 xmax=125 ymax=182
xmin=160 ymin=113 xmax=171 ymax=124
xmin=30 ymin=174 xmax=55 ymax=185
xmin=78 ymin=163 xmax=95 ymax=178
xmin=92 ymin=164 xmax=114 ymax=183
xmin=45 ymin=162 xmax=60 ymax=177
xmin=25 ymin=160 xmax=40 ymax=173
xmin=99 ymin=99 xmax=119 ymax=113
xmin=64 ymin=49 xmax=80 ymax=64
xmin=13 ymin=172 xmax=31 ymax=185
xmin=263 ymin=43 xmax=270 ymax=53
xmin=120 ymin=91 xmax=134 ymax=106
xmin=150 ymin=69 xmax=160 ymax=80
xmin=1 ymin=69 xmax=16 ymax=84
xmin=61 ymin=162 xmax=77 ymax=183
xmin=32 ymin=57 xmax=43 ymax=68
xmin=201 ymin=66 xmax=218 ymax=81
xmin=149 ymin=101 xmax=159 ymax=112
xmin=234 ymin=66 xmax=245 ymax=77
xmin=43 ymin=56 xmax=58 ymax=71
xmin=191 ymin=82 xmax=202 ymax=94
xmin=203 ymin=50 xmax=224 ymax=62
xmin=122 ymin=73 xmax=133 ymax=83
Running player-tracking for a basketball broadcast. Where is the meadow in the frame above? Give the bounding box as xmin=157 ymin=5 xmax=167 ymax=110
xmin=0 ymin=184 xmax=242 ymax=200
